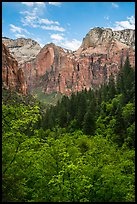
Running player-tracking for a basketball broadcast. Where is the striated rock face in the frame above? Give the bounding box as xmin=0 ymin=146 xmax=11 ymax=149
xmin=19 ymin=28 xmax=134 ymax=96
xmin=113 ymin=29 xmax=135 ymax=48
xmin=2 ymin=37 xmax=41 ymax=65
xmin=2 ymin=43 xmax=27 ymax=95
xmin=79 ymin=27 xmax=135 ymax=51
xmin=2 ymin=28 xmax=135 ymax=97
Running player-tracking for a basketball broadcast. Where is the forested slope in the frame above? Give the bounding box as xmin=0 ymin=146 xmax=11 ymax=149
xmin=2 ymin=57 xmax=135 ymax=202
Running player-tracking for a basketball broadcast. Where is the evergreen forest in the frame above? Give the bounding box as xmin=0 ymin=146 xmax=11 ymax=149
xmin=2 ymin=57 xmax=135 ymax=202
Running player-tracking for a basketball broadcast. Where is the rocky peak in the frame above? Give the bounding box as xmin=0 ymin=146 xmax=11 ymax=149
xmin=2 ymin=37 xmax=41 ymax=65
xmin=2 ymin=37 xmax=40 ymax=48
xmin=113 ymin=29 xmax=135 ymax=48
xmin=80 ymin=27 xmax=135 ymax=52
xmin=42 ymin=43 xmax=69 ymax=54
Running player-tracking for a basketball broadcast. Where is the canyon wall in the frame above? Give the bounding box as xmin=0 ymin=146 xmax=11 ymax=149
xmin=2 ymin=43 xmax=27 ymax=95
xmin=2 ymin=28 xmax=135 ymax=96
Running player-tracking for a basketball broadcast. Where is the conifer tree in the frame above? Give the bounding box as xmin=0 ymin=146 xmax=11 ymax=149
xmin=116 ymin=56 xmax=135 ymax=103
xmin=107 ymin=73 xmax=116 ymax=100
xmin=83 ymin=100 xmax=96 ymax=135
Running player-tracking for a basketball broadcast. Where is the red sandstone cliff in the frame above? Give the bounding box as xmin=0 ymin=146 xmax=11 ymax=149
xmin=20 ymin=29 xmax=134 ymax=96
xmin=2 ymin=28 xmax=135 ymax=96
xmin=2 ymin=43 xmax=27 ymax=95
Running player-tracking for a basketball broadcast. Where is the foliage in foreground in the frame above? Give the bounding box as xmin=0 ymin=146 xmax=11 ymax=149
xmin=2 ymin=57 xmax=135 ymax=202
xmin=2 ymin=103 xmax=135 ymax=202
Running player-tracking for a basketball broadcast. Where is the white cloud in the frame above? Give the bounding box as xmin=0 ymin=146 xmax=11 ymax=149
xmin=21 ymin=15 xmax=61 ymax=28
xmin=15 ymin=33 xmax=26 ymax=38
xmin=29 ymin=7 xmax=39 ymax=16
xmin=20 ymin=7 xmax=41 ymax=17
xmin=39 ymin=18 xmax=59 ymax=25
xmin=21 ymin=2 xmax=45 ymax=7
xmin=35 ymin=2 xmax=45 ymax=6
xmin=21 ymin=4 xmax=46 ymax=26
xmin=112 ymin=3 xmax=119 ymax=8
xmin=35 ymin=37 xmax=44 ymax=48
xmin=51 ymin=38 xmax=81 ymax=51
xmin=22 ymin=2 xmax=34 ymax=7
xmin=48 ymin=2 xmax=62 ymax=6
xmin=20 ymin=7 xmax=62 ymax=29
xmin=50 ymin=33 xmax=64 ymax=41
xmin=21 ymin=15 xmax=39 ymax=28
xmin=60 ymin=39 xmax=81 ymax=51
xmin=127 ymin=16 xmax=135 ymax=25
xmin=112 ymin=16 xmax=135 ymax=30
xmin=49 ymin=32 xmax=81 ymax=51
xmin=20 ymin=10 xmax=33 ymax=16
xmin=41 ymin=25 xmax=65 ymax=32
xmin=104 ymin=16 xmax=109 ymax=20
xmin=10 ymin=24 xmax=30 ymax=34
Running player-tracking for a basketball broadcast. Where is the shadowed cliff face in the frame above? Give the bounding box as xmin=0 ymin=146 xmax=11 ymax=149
xmin=2 ymin=43 xmax=27 ymax=95
xmin=2 ymin=28 xmax=135 ymax=96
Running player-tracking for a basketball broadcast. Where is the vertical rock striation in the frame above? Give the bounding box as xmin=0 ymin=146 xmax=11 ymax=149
xmin=2 ymin=43 xmax=27 ymax=95
xmin=2 ymin=28 xmax=135 ymax=96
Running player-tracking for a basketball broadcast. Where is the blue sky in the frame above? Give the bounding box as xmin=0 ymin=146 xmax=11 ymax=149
xmin=2 ymin=2 xmax=135 ymax=51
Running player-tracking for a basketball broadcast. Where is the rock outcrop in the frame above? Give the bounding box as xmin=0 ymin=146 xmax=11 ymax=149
xmin=2 ymin=43 xmax=27 ymax=95
xmin=79 ymin=27 xmax=135 ymax=51
xmin=2 ymin=28 xmax=135 ymax=97
xmin=2 ymin=37 xmax=41 ymax=65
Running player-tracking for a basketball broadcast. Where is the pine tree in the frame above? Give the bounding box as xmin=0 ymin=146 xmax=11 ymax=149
xmin=107 ymin=74 xmax=116 ymax=100
xmin=116 ymin=56 xmax=135 ymax=103
xmin=76 ymin=92 xmax=87 ymax=129
xmin=83 ymin=100 xmax=96 ymax=135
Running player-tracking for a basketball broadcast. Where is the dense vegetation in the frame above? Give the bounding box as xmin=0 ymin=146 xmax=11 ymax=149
xmin=2 ymin=57 xmax=135 ymax=202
